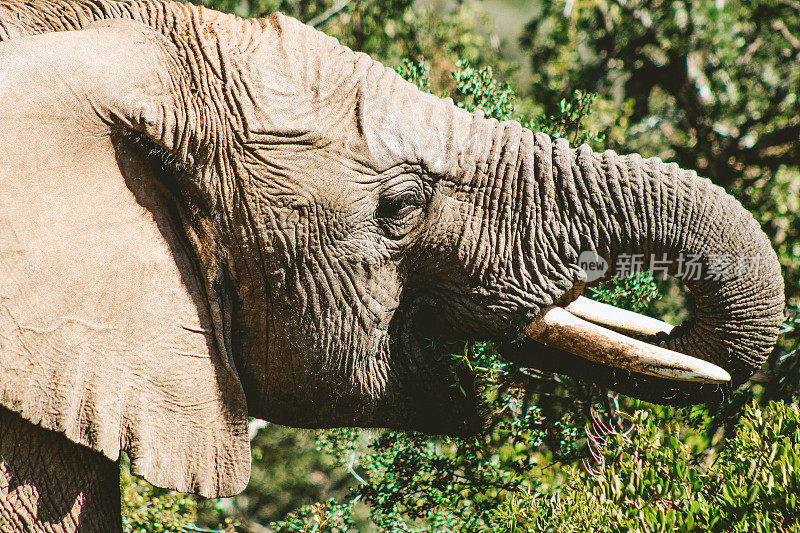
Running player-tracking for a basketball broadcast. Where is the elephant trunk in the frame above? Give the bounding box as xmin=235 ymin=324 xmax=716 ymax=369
xmin=516 ymin=133 xmax=784 ymax=403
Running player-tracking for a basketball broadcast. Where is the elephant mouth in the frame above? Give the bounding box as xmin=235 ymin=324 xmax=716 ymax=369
xmin=512 ymin=297 xmax=730 ymax=385
xmin=388 ymin=293 xmax=734 ymax=436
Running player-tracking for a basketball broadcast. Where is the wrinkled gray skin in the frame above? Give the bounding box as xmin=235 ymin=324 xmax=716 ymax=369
xmin=0 ymin=1 xmax=784 ymax=530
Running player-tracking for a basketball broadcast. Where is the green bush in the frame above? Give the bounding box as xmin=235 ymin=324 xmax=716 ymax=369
xmin=516 ymin=401 xmax=800 ymax=533
xmin=121 ymin=459 xmax=197 ymax=533
xmin=264 ymin=401 xmax=800 ymax=532
xmin=121 ymin=454 xmax=239 ymax=533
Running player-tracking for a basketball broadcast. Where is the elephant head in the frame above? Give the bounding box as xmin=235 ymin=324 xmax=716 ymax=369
xmin=0 ymin=1 xmax=784 ymax=499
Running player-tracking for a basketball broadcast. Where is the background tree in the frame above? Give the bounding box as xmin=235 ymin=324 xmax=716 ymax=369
xmin=519 ymin=0 xmax=800 ymax=300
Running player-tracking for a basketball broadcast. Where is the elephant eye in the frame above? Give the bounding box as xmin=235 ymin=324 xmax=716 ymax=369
xmin=376 ymin=190 xmax=423 ymax=221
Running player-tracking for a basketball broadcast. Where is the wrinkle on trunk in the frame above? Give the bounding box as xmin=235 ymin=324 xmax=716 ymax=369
xmin=542 ymin=133 xmax=784 ymax=388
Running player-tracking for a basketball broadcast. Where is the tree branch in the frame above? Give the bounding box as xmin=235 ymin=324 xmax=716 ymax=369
xmin=307 ymin=0 xmax=352 ymax=29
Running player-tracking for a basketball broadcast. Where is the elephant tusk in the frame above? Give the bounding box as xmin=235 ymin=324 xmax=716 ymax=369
xmin=565 ymin=296 xmax=674 ymax=337
xmin=525 ymin=306 xmax=731 ymax=384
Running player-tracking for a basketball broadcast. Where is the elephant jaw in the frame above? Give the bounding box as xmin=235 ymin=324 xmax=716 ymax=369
xmin=524 ymin=297 xmax=731 ymax=384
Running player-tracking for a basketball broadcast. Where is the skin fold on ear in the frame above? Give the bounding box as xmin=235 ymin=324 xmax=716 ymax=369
xmin=0 ymin=22 xmax=249 ymax=497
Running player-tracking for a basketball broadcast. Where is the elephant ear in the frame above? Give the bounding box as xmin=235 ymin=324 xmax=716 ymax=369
xmin=0 ymin=22 xmax=250 ymax=496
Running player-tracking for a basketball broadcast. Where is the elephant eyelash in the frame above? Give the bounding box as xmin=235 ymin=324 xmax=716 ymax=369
xmin=376 ymin=190 xmax=424 ymax=221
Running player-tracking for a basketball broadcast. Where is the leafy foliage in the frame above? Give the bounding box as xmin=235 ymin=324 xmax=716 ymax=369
xmin=120 ymin=454 xmax=235 ymax=533
xmin=529 ymin=89 xmax=606 ymax=147
xmin=589 ymin=273 xmax=659 ymax=315
xmin=525 ymin=402 xmax=800 ymax=532
xmin=451 ymin=60 xmax=516 ymax=120
xmin=267 ymin=386 xmax=800 ymax=532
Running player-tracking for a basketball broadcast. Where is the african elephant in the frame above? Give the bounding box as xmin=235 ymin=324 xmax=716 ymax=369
xmin=0 ymin=1 xmax=785 ymax=530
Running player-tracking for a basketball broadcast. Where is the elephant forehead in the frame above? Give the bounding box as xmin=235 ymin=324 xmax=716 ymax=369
xmin=240 ymin=151 xmax=380 ymax=214
xmin=235 ymin=15 xmax=370 ymax=147
xmin=234 ymin=13 xmax=484 ymax=175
